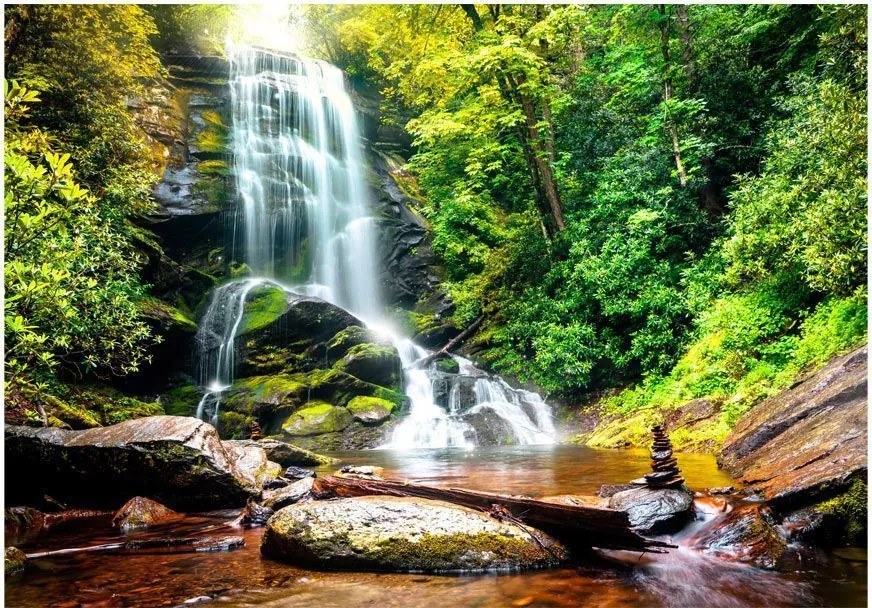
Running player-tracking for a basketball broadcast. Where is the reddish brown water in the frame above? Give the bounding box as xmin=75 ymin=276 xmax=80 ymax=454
xmin=5 ymin=445 xmax=866 ymax=608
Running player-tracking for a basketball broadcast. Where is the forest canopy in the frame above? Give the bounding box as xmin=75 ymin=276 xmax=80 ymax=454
xmin=3 ymin=4 xmax=867 ymax=431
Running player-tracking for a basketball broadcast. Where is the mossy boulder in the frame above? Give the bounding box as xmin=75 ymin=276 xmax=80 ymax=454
xmin=218 ymin=410 xmax=252 ymax=439
xmin=224 ymin=375 xmax=308 ymax=422
xmin=225 ymin=438 xmax=338 ymax=466
xmin=5 ymin=547 xmax=27 ymax=575
xmin=261 ymin=496 xmax=568 ymax=572
xmin=347 ymin=396 xmax=394 ymax=424
xmin=783 ymin=478 xmax=868 ymax=545
xmin=162 ymin=384 xmax=201 ymax=417
xmin=324 ymin=326 xmax=390 ymax=361
xmin=305 ymin=368 xmax=407 ymax=411
xmin=333 ymin=342 xmax=401 ymax=388
xmin=238 ymin=286 xmax=290 ymax=335
xmin=282 ymin=403 xmax=353 ymax=437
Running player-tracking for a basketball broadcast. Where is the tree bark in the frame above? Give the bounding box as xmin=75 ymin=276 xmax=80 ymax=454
xmin=674 ymin=5 xmax=695 ymax=89
xmin=460 ymin=4 xmax=484 ymax=31
xmin=313 ymin=476 xmax=674 ymax=553
xmin=658 ymin=5 xmax=688 ymax=188
xmin=409 ymin=315 xmax=484 ymax=369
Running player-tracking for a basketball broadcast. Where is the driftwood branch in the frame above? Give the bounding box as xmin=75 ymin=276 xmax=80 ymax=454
xmin=408 ymin=315 xmax=484 ymax=370
xmin=312 ymin=476 xmax=673 ymax=553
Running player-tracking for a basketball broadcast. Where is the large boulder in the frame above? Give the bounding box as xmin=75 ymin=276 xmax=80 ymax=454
xmin=261 ymin=496 xmax=568 ymax=572
xmin=346 ymin=396 xmax=395 ymax=424
xmin=261 ymin=477 xmax=315 ymax=510
xmin=608 ymin=486 xmax=694 ymax=533
xmin=333 ymin=343 xmax=401 ymax=388
xmin=5 ymin=417 xmax=279 ymax=509
xmin=720 ymin=346 xmax=867 ymax=509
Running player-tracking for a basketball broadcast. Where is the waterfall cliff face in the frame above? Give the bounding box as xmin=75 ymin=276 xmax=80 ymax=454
xmin=193 ymin=45 xmax=555 ymax=449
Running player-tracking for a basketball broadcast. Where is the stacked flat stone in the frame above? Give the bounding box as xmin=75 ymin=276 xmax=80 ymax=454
xmin=249 ymin=420 xmax=264 ymax=441
xmin=645 ymin=425 xmax=684 ymax=488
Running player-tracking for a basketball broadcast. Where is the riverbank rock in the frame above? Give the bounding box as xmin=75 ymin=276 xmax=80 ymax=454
xmin=720 ymin=346 xmax=867 ymax=542
xmin=608 ymin=486 xmax=693 ymax=533
xmin=261 ymin=496 xmax=568 ymax=572
xmin=112 ymin=497 xmax=181 ymax=531
xmin=5 ymin=547 xmax=27 ymax=575
xmin=225 ymin=439 xmax=337 ymax=467
xmin=690 ymin=503 xmax=787 ymax=569
xmin=5 ymin=417 xmax=278 ymax=509
xmin=262 ymin=477 xmax=315 ymax=510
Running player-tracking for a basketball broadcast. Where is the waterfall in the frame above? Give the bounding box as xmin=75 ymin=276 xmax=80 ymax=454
xmin=193 ymin=44 xmax=555 ymax=449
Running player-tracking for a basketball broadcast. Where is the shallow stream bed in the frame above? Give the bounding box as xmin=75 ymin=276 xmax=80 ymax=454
xmin=5 ymin=446 xmax=866 ymax=607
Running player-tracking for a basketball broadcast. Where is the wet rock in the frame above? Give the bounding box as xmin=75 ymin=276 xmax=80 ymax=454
xmin=433 ymin=356 xmax=460 ymax=375
xmin=262 ymin=477 xmax=315 ymax=510
xmin=540 ymin=495 xmax=609 ymax=508
xmin=261 ymin=496 xmax=568 ymax=572
xmin=346 ymin=396 xmax=394 ymax=424
xmin=720 ymin=346 xmax=867 ymax=509
xmin=693 ymin=495 xmax=729 ymax=516
xmin=234 ymin=498 xmax=274 ymax=526
xmin=690 ymin=503 xmax=787 ymax=569
xmin=5 ymin=417 xmax=275 ymax=509
xmin=226 ymin=439 xmax=337 ymax=467
xmin=283 ymin=466 xmax=317 ymax=480
xmin=705 ymin=486 xmax=735 ymax=495
xmin=123 ymin=535 xmax=244 ymax=553
xmin=781 ymin=478 xmax=867 ymax=545
xmin=462 ymin=407 xmax=517 ymax=446
xmin=112 ymin=497 xmax=181 ymax=531
xmin=5 ymin=547 xmax=27 ymax=574
xmin=608 ymin=486 xmax=693 ymax=533
xmin=336 ymin=465 xmax=384 ymax=481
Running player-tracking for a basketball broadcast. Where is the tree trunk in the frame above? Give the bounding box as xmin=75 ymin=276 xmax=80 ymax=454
xmin=312 ymin=476 xmax=674 ymax=553
xmin=675 ymin=5 xmax=695 ymax=88
xmin=408 ymin=315 xmax=484 ymax=369
xmin=460 ymin=4 xmax=484 ymax=31
xmin=658 ymin=5 xmax=688 ymax=188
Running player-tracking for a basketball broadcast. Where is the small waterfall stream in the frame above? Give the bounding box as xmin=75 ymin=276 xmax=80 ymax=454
xmin=193 ymin=45 xmax=555 ymax=448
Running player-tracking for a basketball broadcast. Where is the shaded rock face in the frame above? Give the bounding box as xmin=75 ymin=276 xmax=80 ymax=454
xmin=225 ymin=439 xmax=337 ymax=467
xmin=262 ymin=496 xmax=568 ymax=572
xmin=112 ymin=497 xmax=181 ymax=531
xmin=720 ymin=346 xmax=867 ymax=510
xmin=608 ymin=486 xmax=693 ymax=533
xmin=462 ymin=408 xmax=517 ymax=446
xmin=5 ymin=417 xmax=277 ymax=509
xmin=690 ymin=503 xmax=787 ymax=569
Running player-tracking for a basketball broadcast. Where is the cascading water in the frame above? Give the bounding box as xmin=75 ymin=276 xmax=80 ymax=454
xmin=193 ymin=44 xmax=555 ymax=448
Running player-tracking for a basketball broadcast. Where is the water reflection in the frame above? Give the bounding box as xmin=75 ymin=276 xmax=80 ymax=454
xmin=5 ymin=446 xmax=865 ymax=608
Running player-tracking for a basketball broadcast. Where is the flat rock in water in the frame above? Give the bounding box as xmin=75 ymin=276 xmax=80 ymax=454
xmin=720 ymin=346 xmax=867 ymax=508
xmin=5 ymin=417 xmax=277 ymax=509
xmin=262 ymin=477 xmax=315 ymax=510
xmin=112 ymin=496 xmax=181 ymax=531
xmin=336 ymin=465 xmax=384 ymax=480
xmin=262 ymin=496 xmax=568 ymax=572
xmin=609 ymin=486 xmax=693 ymax=533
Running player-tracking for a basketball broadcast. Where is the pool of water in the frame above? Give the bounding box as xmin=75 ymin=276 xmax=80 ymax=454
xmin=5 ymin=445 xmax=866 ymax=608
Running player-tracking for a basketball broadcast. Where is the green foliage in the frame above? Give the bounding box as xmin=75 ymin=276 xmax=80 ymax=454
xmin=5 ymin=83 xmax=157 ymax=380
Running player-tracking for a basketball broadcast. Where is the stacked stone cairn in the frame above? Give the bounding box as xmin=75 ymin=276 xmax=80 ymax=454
xmin=644 ymin=425 xmax=684 ymax=488
xmin=249 ymin=420 xmax=264 ymax=441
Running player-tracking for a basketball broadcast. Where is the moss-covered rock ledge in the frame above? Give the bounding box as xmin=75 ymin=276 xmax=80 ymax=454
xmin=166 ymin=283 xmax=408 ymax=448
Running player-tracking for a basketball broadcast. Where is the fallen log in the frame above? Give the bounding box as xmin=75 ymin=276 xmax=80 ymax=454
xmin=407 ymin=315 xmax=484 ymax=370
xmin=312 ymin=476 xmax=673 ymax=553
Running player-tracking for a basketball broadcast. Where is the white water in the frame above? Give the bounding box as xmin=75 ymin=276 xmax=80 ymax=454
xmin=193 ymin=45 xmax=555 ymax=448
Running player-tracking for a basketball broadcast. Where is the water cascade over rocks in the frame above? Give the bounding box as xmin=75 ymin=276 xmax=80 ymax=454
xmin=193 ymin=45 xmax=555 ymax=448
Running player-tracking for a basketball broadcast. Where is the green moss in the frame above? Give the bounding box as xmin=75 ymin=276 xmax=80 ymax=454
xmin=140 ymin=298 xmax=198 ymax=332
xmin=374 ymin=532 xmax=559 ymax=571
xmin=230 ymin=262 xmax=252 ymax=279
xmin=347 ymin=395 xmax=395 ymax=415
xmin=196 ymin=159 xmax=230 ymax=177
xmin=196 ymin=109 xmax=230 ymax=154
xmin=434 ymin=357 xmax=460 ymax=374
xmin=193 ymin=175 xmax=229 ymax=209
xmin=282 ymin=402 xmax=353 ymax=436
xmin=816 ymin=479 xmax=868 ymax=544
xmin=162 ymin=384 xmax=202 ymax=417
xmin=238 ymin=287 xmax=288 ymax=335
xmin=225 ymin=374 xmax=307 ymax=414
xmin=218 ymin=410 xmax=251 ymax=439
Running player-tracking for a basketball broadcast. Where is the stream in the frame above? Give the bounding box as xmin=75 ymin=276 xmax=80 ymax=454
xmin=5 ymin=445 xmax=866 ymax=608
